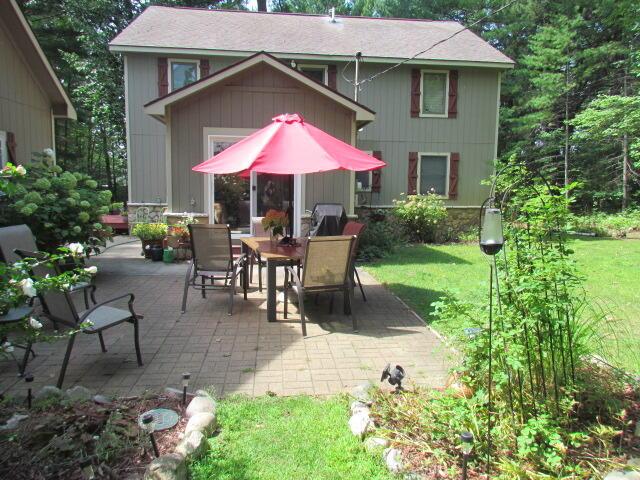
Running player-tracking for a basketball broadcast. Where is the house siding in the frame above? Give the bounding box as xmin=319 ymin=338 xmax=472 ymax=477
xmin=125 ymin=53 xmax=500 ymax=210
xmin=0 ymin=17 xmax=53 ymax=164
xmin=168 ymin=62 xmax=353 ymax=214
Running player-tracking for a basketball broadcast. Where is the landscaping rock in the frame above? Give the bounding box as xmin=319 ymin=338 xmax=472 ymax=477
xmin=35 ymin=385 xmax=64 ymax=402
xmin=363 ymin=436 xmax=389 ymax=453
xmin=185 ymin=412 xmax=217 ymax=436
xmin=628 ymin=458 xmax=640 ymax=468
xmin=349 ymin=411 xmax=373 ymax=439
xmin=174 ymin=430 xmax=209 ymax=459
xmin=144 ymin=453 xmax=187 ymax=480
xmin=383 ymin=447 xmax=403 ymax=474
xmin=186 ymin=395 xmax=216 ymax=418
xmin=0 ymin=413 xmax=29 ymax=430
xmin=65 ymin=386 xmax=92 ymax=402
xmin=93 ymin=394 xmax=113 ymax=405
xmin=351 ymin=382 xmax=374 ymax=403
xmin=604 ymin=472 xmax=640 ymax=480
xmin=350 ymin=400 xmax=370 ymax=416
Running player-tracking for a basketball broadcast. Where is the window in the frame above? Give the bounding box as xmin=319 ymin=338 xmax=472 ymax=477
xmin=421 ymin=71 xmax=448 ymax=117
xmin=169 ymin=60 xmax=199 ymax=91
xmin=355 ymin=150 xmax=373 ymax=191
xmin=299 ymin=65 xmax=328 ymax=85
xmin=0 ymin=131 xmax=7 ymax=168
xmin=419 ymin=154 xmax=449 ymax=196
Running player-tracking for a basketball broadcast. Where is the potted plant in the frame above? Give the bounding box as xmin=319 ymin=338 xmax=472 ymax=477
xmin=131 ymin=222 xmax=168 ymax=259
xmin=261 ymin=209 xmax=289 ymax=244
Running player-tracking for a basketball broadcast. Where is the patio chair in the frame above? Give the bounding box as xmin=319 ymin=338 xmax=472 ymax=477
xmin=0 ymin=224 xmax=97 ymax=309
xmin=16 ymin=250 xmax=143 ymax=388
xmin=181 ymin=224 xmax=246 ymax=315
xmin=342 ymin=221 xmax=368 ymax=301
xmin=283 ymin=235 xmax=356 ymax=337
xmin=249 ymin=217 xmax=267 ymax=292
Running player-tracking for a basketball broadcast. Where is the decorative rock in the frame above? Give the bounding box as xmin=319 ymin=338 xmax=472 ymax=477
xmin=174 ymin=430 xmax=209 ymax=459
xmin=351 ymin=382 xmax=374 ymax=403
xmin=186 ymin=395 xmax=216 ymax=418
xmin=0 ymin=413 xmax=29 ymax=430
xmin=350 ymin=400 xmax=370 ymax=416
xmin=383 ymin=447 xmax=403 ymax=474
xmin=349 ymin=411 xmax=373 ymax=439
xmin=604 ymin=472 xmax=640 ymax=480
xmin=65 ymin=385 xmax=92 ymax=402
xmin=184 ymin=412 xmax=217 ymax=436
xmin=144 ymin=453 xmax=187 ymax=480
xmin=628 ymin=458 xmax=640 ymax=468
xmin=35 ymin=385 xmax=64 ymax=402
xmin=93 ymin=394 xmax=113 ymax=405
xmin=363 ymin=436 xmax=389 ymax=453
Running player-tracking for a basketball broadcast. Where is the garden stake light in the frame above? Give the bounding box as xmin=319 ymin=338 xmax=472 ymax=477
xmin=141 ymin=413 xmax=159 ymax=458
xmin=460 ymin=431 xmax=473 ymax=480
xmin=24 ymin=373 xmax=33 ymax=409
xmin=182 ymin=372 xmax=190 ymax=406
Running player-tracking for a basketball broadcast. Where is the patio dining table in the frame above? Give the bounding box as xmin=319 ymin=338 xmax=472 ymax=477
xmin=240 ymin=237 xmax=306 ymax=322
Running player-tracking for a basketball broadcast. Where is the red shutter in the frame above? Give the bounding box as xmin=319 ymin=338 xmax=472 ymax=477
xmin=158 ymin=57 xmax=168 ymax=96
xmin=328 ymin=65 xmax=337 ymax=90
xmin=448 ymin=70 xmax=458 ymax=118
xmin=408 ymin=151 xmax=418 ymax=194
xmin=449 ymin=152 xmax=460 ymax=199
xmin=200 ymin=59 xmax=210 ymax=77
xmin=410 ymin=69 xmax=421 ymax=118
xmin=371 ymin=151 xmax=382 ymax=193
xmin=6 ymin=132 xmax=17 ymax=163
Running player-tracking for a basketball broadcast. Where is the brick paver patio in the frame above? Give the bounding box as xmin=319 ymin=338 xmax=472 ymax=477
xmin=0 ymin=237 xmax=452 ymax=399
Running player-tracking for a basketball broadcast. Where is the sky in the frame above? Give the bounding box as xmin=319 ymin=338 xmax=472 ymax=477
xmin=246 ymin=0 xmax=259 ymax=10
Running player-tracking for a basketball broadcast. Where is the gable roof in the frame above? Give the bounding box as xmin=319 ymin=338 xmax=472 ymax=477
xmin=110 ymin=7 xmax=514 ymax=69
xmin=1 ymin=0 xmax=76 ymax=119
xmin=144 ymin=52 xmax=376 ymax=125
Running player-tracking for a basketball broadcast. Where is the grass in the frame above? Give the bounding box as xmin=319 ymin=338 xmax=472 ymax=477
xmin=189 ymin=395 xmax=394 ymax=480
xmin=365 ymin=237 xmax=640 ymax=374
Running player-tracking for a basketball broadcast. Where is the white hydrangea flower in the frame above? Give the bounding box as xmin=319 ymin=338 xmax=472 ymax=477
xmin=18 ymin=278 xmax=37 ymax=297
xmin=2 ymin=342 xmax=14 ymax=353
xmin=15 ymin=165 xmax=26 ymax=175
xmin=29 ymin=317 xmax=43 ymax=330
xmin=84 ymin=266 xmax=98 ymax=275
xmin=68 ymin=243 xmax=84 ymax=256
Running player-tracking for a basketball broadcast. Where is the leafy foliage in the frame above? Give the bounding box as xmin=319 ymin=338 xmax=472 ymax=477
xmin=356 ymin=211 xmax=406 ymax=261
xmin=392 ymin=193 xmax=447 ymax=243
xmin=131 ymin=222 xmax=168 ymax=241
xmin=0 ymin=160 xmax=112 ymax=253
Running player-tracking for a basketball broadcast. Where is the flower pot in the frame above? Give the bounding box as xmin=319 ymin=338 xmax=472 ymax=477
xmin=141 ymin=239 xmax=162 ymax=258
xmin=149 ymin=244 xmax=164 ymax=262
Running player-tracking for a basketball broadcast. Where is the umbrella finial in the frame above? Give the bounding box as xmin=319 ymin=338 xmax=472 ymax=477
xmin=273 ymin=113 xmax=304 ymax=124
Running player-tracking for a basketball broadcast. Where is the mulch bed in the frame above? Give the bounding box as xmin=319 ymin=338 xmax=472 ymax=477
xmin=0 ymin=393 xmax=189 ymax=479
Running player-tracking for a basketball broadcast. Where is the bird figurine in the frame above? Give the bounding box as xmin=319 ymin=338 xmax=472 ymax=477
xmin=381 ymin=364 xmax=405 ymax=392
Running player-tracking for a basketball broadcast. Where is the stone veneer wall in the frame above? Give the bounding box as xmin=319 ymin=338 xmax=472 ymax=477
xmin=126 ymin=203 xmax=167 ymax=232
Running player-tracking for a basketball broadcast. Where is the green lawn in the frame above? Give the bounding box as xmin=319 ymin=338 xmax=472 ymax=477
xmin=190 ymin=395 xmax=393 ymax=480
xmin=365 ymin=238 xmax=640 ymax=374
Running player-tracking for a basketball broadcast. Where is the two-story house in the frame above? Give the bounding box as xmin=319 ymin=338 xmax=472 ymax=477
xmin=109 ymin=7 xmax=513 ymax=235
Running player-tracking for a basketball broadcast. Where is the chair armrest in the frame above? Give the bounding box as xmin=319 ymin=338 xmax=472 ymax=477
xmin=233 ymin=253 xmax=247 ymax=270
xmin=79 ymin=293 xmax=136 ymax=323
xmin=285 ymin=265 xmax=303 ymax=294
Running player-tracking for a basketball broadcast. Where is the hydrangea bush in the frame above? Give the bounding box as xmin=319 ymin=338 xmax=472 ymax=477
xmin=392 ymin=193 xmax=447 ymax=243
xmin=0 ymin=160 xmax=113 ymax=253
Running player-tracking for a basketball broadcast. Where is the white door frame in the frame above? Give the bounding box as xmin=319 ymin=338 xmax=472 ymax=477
xmin=203 ymin=128 xmax=304 ymax=236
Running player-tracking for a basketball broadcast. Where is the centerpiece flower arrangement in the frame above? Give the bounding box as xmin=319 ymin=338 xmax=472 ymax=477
xmin=261 ymin=209 xmax=289 ymax=242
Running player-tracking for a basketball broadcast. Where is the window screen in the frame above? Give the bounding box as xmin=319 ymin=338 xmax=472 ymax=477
xmin=355 ymin=171 xmax=371 ymax=191
xmin=420 ymin=155 xmax=448 ymax=195
xmin=421 ymin=72 xmax=447 ymax=115
xmin=171 ymin=61 xmax=198 ymax=91
xmin=300 ymin=67 xmax=326 ymax=84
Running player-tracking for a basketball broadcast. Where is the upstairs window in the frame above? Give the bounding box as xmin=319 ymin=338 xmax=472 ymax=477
xmin=170 ymin=60 xmax=199 ymax=91
xmin=299 ymin=65 xmax=328 ymax=85
xmin=421 ymin=71 xmax=449 ymax=117
xmin=419 ymin=153 xmax=449 ymax=196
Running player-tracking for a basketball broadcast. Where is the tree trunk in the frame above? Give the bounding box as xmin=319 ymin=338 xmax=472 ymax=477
xmin=102 ymin=128 xmax=113 ymax=192
xmin=622 ymin=66 xmax=629 ymax=210
xmin=564 ymin=64 xmax=570 ymax=198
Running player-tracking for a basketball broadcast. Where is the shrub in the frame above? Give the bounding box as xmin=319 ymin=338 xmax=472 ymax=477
xmin=569 ymin=209 xmax=640 ymax=237
xmin=355 ymin=211 xmax=406 ymax=262
xmin=392 ymin=193 xmax=447 ymax=243
xmin=0 ymin=161 xmax=112 ymax=253
xmin=131 ymin=222 xmax=168 ymax=241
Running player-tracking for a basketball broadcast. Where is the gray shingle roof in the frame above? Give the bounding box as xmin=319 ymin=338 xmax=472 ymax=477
xmin=110 ymin=7 xmax=513 ymax=66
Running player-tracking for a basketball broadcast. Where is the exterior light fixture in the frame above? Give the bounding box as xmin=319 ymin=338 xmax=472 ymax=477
xmin=24 ymin=373 xmax=34 ymax=409
xmin=141 ymin=413 xmax=160 ymax=458
xmin=79 ymin=456 xmax=95 ymax=479
xmin=381 ymin=364 xmax=405 ymax=392
xmin=479 ymin=206 xmax=504 ymax=256
xmin=290 ymin=60 xmax=297 ymax=69
xmin=182 ymin=372 xmax=191 ymax=406
xmin=460 ymin=431 xmax=474 ymax=480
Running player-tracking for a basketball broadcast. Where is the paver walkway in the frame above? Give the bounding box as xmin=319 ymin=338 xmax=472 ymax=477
xmin=0 ymin=237 xmax=452 ymax=398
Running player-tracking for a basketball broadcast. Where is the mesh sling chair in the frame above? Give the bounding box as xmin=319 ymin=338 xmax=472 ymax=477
xmin=283 ymin=235 xmax=356 ymax=337
xmin=342 ymin=221 xmax=368 ymax=301
xmin=0 ymin=224 xmax=97 ymax=309
xmin=249 ymin=217 xmax=267 ymax=292
xmin=181 ymin=224 xmax=247 ymax=315
xmin=16 ymin=250 xmax=143 ymax=388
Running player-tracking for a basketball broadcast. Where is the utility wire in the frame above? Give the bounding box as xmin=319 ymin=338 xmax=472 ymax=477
xmin=344 ymin=0 xmax=521 ymax=90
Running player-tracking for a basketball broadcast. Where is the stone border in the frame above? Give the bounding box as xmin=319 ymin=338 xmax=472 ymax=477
xmin=144 ymin=389 xmax=217 ymax=480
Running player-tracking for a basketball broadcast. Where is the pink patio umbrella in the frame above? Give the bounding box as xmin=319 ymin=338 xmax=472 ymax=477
xmin=192 ymin=113 xmax=385 ymax=175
